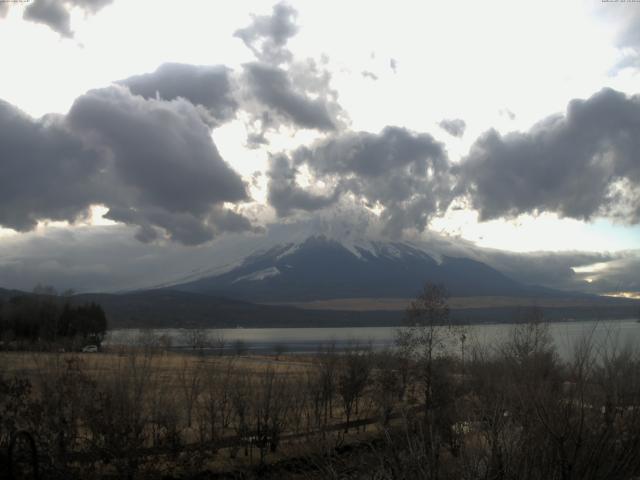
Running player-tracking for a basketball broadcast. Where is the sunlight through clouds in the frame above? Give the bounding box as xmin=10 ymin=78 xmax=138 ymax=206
xmin=0 ymin=0 xmax=639 ymax=293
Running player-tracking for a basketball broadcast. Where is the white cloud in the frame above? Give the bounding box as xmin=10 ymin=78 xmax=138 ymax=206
xmin=0 ymin=0 xmax=639 ymax=291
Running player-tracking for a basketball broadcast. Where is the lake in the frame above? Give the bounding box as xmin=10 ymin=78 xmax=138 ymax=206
xmin=105 ymin=318 xmax=640 ymax=360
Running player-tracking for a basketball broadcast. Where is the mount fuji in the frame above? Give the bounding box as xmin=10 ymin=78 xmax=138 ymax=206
xmin=171 ymin=235 xmax=555 ymax=302
xmin=53 ymin=236 xmax=637 ymax=328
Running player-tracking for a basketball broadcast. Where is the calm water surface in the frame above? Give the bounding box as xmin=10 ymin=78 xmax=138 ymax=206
xmin=106 ymin=319 xmax=640 ymax=359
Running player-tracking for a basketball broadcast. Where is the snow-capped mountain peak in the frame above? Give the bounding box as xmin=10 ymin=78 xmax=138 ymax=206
xmin=172 ymin=235 xmax=530 ymax=302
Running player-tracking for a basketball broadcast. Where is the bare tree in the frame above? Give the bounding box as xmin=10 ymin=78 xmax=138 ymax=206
xmin=395 ymin=283 xmax=454 ymax=478
xmin=372 ymin=351 xmax=404 ymax=425
xmin=83 ymin=350 xmax=158 ymax=478
xmin=177 ymin=358 xmax=203 ymax=428
xmin=317 ymin=343 xmax=339 ymax=428
xmin=250 ymin=367 xmax=292 ymax=462
xmin=338 ymin=347 xmax=371 ymax=432
xmin=197 ymin=358 xmax=235 ymax=444
xmin=211 ymin=330 xmax=226 ymax=356
xmin=304 ymin=367 xmax=325 ymax=432
xmin=185 ymin=329 xmax=209 ymax=352
xmin=396 ymin=283 xmax=452 ymax=405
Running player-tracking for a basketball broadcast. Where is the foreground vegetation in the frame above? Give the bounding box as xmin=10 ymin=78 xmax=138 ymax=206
xmin=1 ymin=285 xmax=640 ymax=479
xmin=1 ymin=327 xmax=640 ymax=478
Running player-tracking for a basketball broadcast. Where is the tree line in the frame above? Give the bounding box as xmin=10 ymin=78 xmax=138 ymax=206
xmin=0 ymin=290 xmax=107 ymax=348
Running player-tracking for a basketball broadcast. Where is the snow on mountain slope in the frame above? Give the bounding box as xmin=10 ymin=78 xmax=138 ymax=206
xmin=172 ymin=235 xmax=539 ymax=302
xmin=232 ymin=267 xmax=281 ymax=283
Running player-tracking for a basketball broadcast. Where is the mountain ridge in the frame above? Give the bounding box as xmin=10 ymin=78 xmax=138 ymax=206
xmin=1 ymin=284 xmax=637 ymax=330
xmin=172 ymin=235 xmax=574 ymax=302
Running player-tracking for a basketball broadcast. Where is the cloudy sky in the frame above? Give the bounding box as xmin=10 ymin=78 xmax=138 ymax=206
xmin=0 ymin=0 xmax=639 ymax=296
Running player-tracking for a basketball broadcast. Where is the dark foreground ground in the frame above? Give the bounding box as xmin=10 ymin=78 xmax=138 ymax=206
xmin=3 ymin=318 xmax=640 ymax=479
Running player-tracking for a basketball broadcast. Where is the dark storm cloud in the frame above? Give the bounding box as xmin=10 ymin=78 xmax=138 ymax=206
xmin=0 ymin=100 xmax=102 ymax=231
xmin=438 ymin=118 xmax=466 ymax=137
xmin=267 ymin=154 xmax=341 ymax=217
xmin=0 ymin=87 xmax=255 ymax=245
xmin=459 ymin=88 xmax=640 ymax=224
xmin=67 ymin=86 xmax=248 ymax=211
xmin=103 ymin=206 xmax=221 ymax=246
xmin=66 ymin=86 xmax=252 ymax=243
xmin=119 ymin=63 xmax=238 ymax=127
xmin=211 ymin=208 xmax=264 ymax=235
xmin=234 ymin=2 xmax=298 ymax=65
xmin=243 ymin=62 xmax=339 ymax=131
xmin=296 ymin=126 xmax=447 ymax=178
xmin=234 ymin=2 xmax=345 ymax=138
xmin=23 ymin=0 xmax=113 ymax=37
xmin=269 ymin=127 xmax=453 ymax=234
xmin=105 ymin=207 xmax=262 ymax=246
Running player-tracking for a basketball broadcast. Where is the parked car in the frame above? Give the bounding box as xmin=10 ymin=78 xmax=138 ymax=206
xmin=82 ymin=345 xmax=98 ymax=353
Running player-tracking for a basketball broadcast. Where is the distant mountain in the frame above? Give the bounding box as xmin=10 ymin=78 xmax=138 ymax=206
xmin=71 ymin=290 xmax=398 ymax=329
xmin=73 ymin=289 xmax=640 ymax=329
xmin=2 ymin=236 xmax=636 ymax=329
xmin=1 ymin=281 xmax=637 ymax=330
xmin=173 ymin=235 xmax=561 ymax=302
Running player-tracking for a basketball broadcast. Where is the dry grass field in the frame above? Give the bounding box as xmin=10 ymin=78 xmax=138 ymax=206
xmin=0 ymin=346 xmax=407 ymax=478
xmin=0 ymin=350 xmax=314 ymax=380
xmin=267 ymin=295 xmax=636 ymax=311
xmin=3 ymin=318 xmax=640 ymax=479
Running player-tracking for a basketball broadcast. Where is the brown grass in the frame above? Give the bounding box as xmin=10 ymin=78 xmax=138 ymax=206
xmin=0 ymin=350 xmax=313 ymax=385
xmin=265 ymin=295 xmax=636 ymax=311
